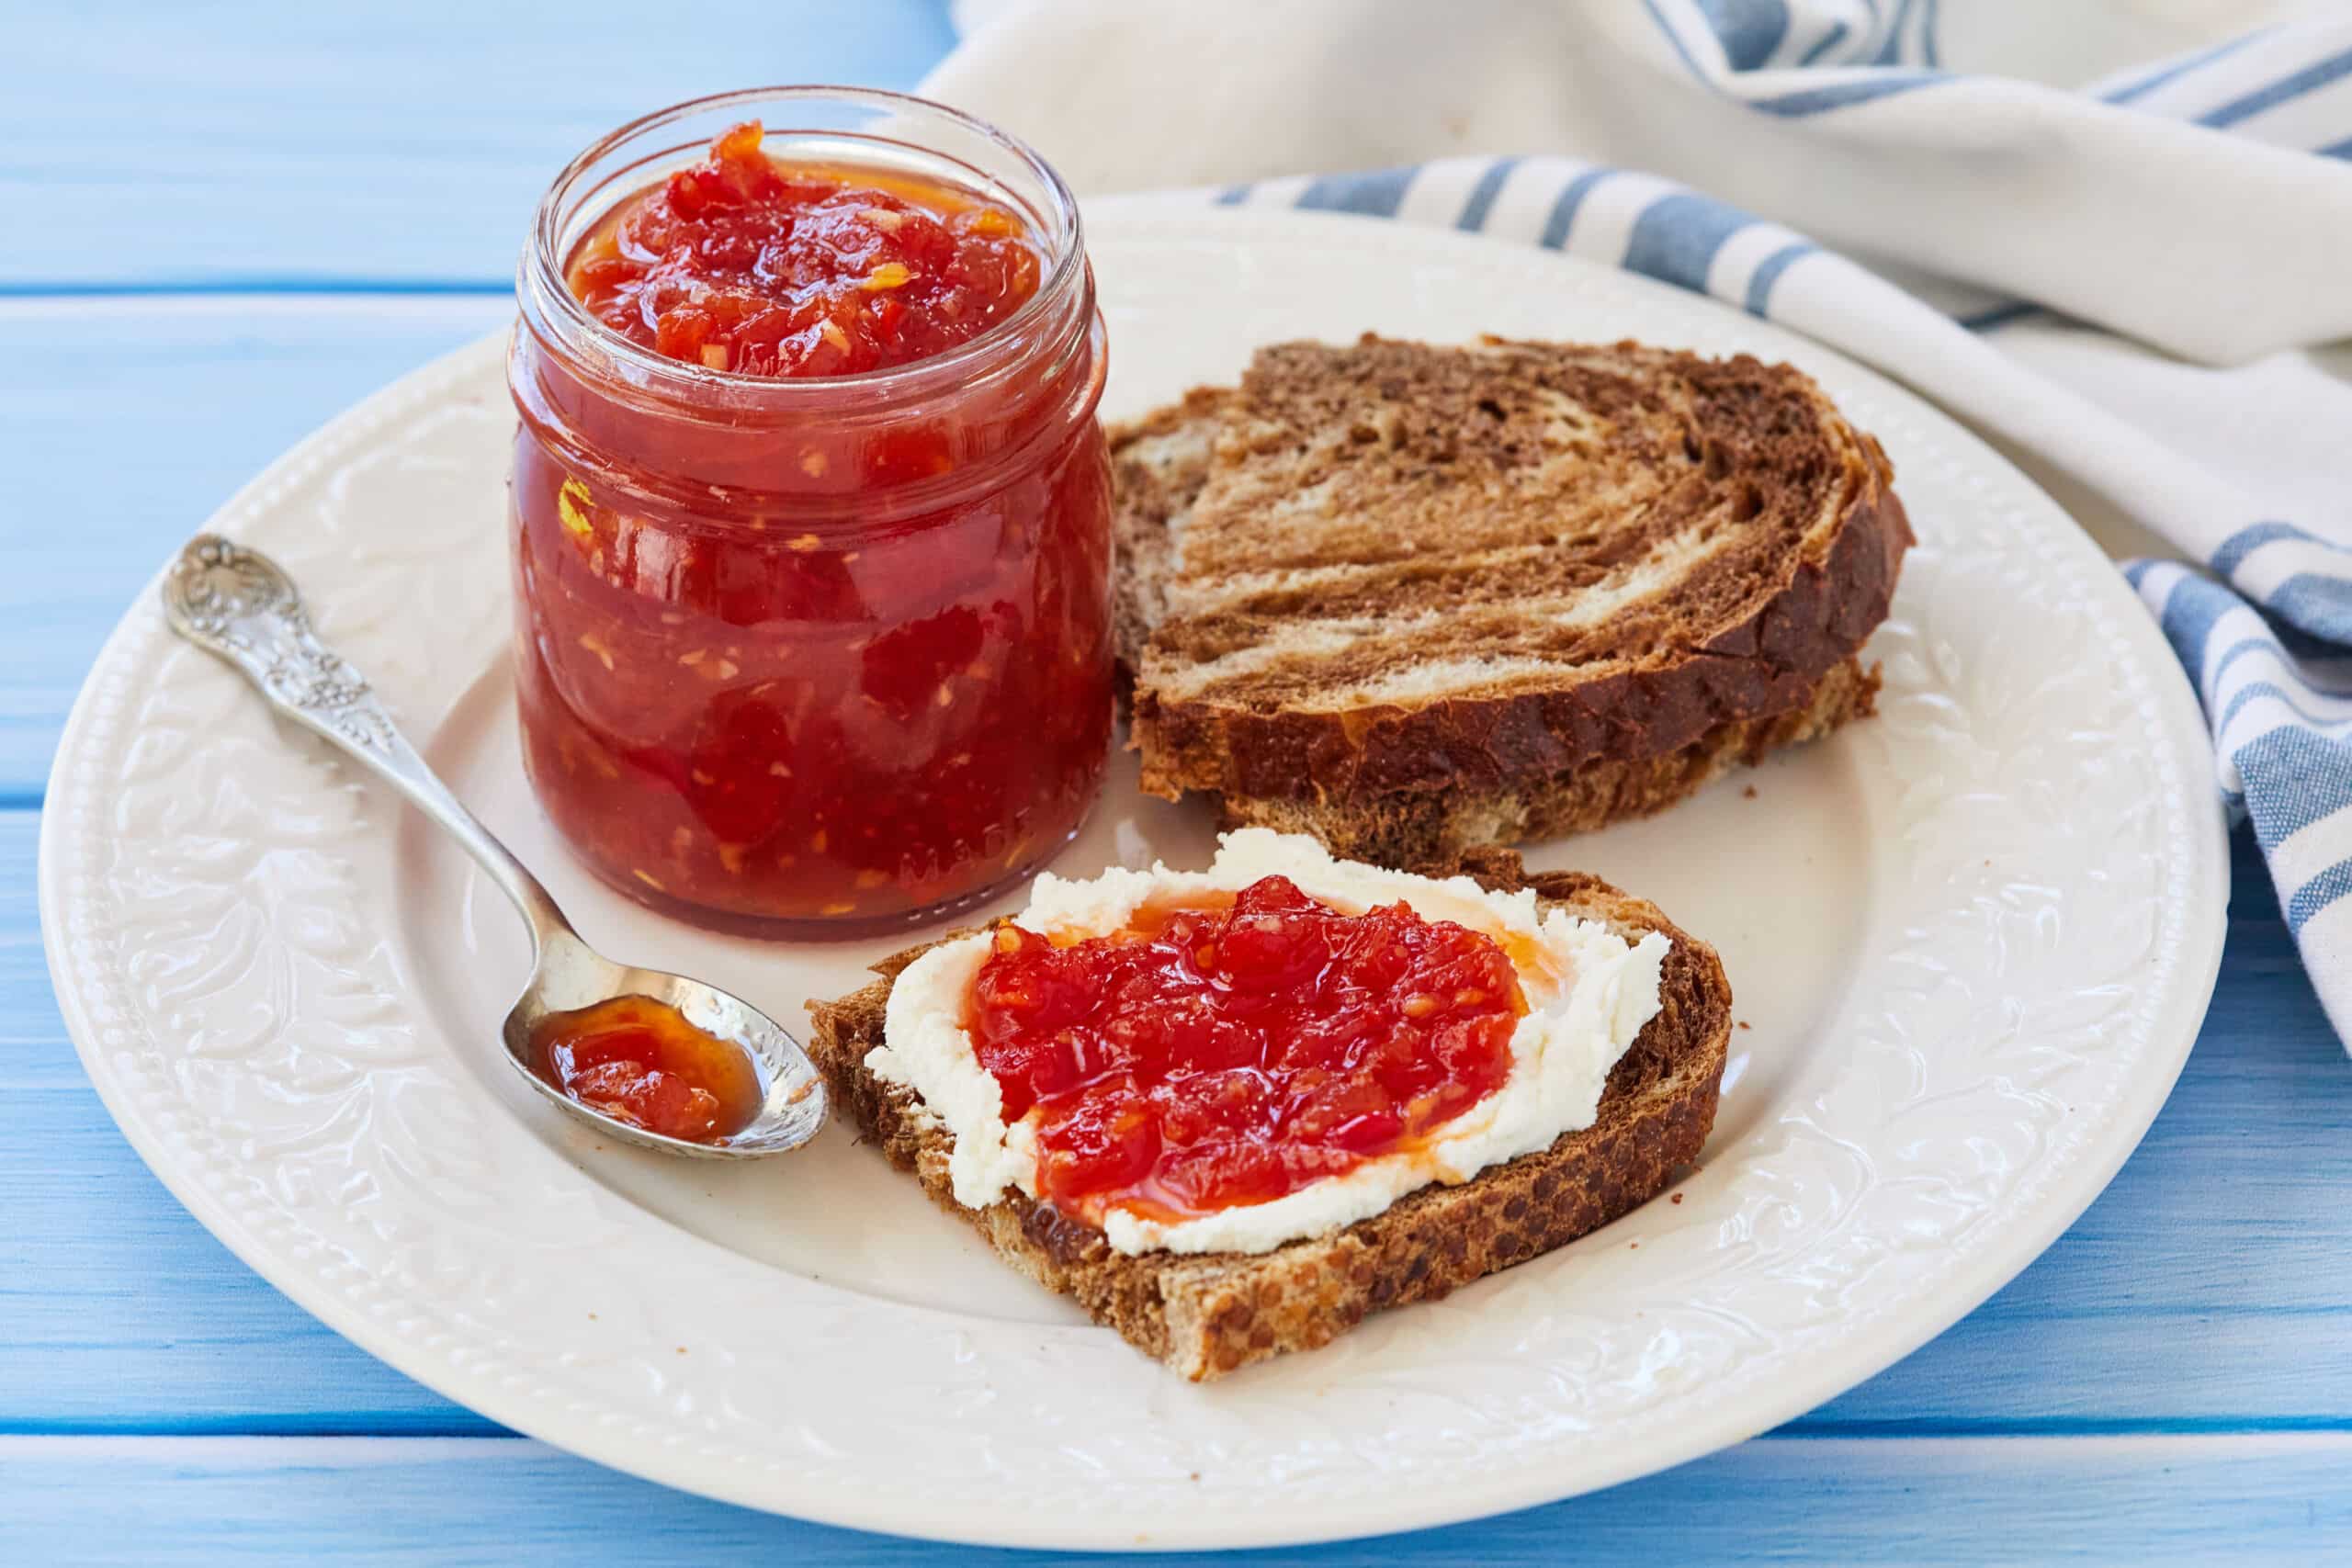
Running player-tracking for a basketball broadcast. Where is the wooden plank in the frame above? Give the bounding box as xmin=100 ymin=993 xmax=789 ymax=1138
xmin=0 ymin=1086 xmax=504 ymax=1437
xmin=2 ymin=1 xmax=957 ymax=288
xmin=0 ymin=297 xmax=509 ymax=793
xmin=1810 ymin=821 xmax=2352 ymax=1426
xmin=8 ymin=808 xmax=2350 ymax=1436
xmin=0 ymin=809 xmax=501 ymax=1433
xmin=0 ymin=1433 xmax=2343 ymax=1563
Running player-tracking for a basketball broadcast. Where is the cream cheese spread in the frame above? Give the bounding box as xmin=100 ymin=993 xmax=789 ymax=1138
xmin=867 ymin=829 xmax=1668 ymax=1257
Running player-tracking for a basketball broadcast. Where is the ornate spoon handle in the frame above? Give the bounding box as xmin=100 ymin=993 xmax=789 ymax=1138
xmin=160 ymin=534 xmax=571 ymax=947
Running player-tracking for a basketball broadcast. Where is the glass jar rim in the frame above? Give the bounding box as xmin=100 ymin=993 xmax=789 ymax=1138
xmin=520 ymin=85 xmax=1086 ymax=405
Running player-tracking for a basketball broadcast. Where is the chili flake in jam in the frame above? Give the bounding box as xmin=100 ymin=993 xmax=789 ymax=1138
xmin=967 ymin=875 xmax=1529 ymax=1225
xmin=511 ymin=102 xmax=1112 ymax=933
xmin=529 ymin=995 xmax=764 ymax=1144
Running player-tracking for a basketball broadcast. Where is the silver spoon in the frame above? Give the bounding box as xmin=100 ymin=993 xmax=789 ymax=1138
xmin=159 ymin=533 xmax=829 ymax=1159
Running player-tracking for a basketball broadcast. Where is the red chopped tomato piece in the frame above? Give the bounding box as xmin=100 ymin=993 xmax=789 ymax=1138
xmin=1035 ymin=1088 xmax=1162 ymax=1200
xmin=860 ymin=604 xmax=986 ymax=719
xmin=682 ymin=690 xmax=801 ymax=848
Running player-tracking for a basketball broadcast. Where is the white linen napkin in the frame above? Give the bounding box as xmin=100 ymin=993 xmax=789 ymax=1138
xmin=923 ymin=0 xmax=2352 ymax=1052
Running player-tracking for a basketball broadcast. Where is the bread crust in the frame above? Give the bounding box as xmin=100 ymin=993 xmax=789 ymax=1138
xmin=1224 ymin=654 xmax=1878 ymax=863
xmin=1117 ymin=338 xmax=1914 ymax=854
xmin=804 ymin=849 xmax=1731 ymax=1381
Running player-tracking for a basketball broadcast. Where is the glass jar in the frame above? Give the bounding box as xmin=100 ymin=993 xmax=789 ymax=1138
xmin=508 ymin=88 xmax=1113 ymax=937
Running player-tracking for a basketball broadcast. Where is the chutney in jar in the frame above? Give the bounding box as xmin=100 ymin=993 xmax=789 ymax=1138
xmin=508 ymin=93 xmax=1113 ymax=935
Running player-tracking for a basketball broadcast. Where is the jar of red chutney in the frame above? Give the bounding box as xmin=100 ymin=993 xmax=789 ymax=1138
xmin=508 ymin=88 xmax=1113 ymax=936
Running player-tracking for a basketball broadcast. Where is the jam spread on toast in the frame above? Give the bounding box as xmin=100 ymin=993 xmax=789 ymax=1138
xmin=529 ymin=996 xmax=763 ymax=1144
xmin=967 ymin=874 xmax=1526 ymax=1224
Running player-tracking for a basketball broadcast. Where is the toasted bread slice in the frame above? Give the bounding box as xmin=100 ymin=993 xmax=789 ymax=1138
xmin=805 ymin=847 xmax=1731 ymax=1381
xmin=1114 ymin=335 xmax=1913 ymax=866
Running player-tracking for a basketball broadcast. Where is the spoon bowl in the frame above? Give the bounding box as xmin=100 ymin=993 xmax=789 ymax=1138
xmin=504 ymin=931 xmax=828 ymax=1157
xmin=161 ymin=533 xmax=829 ymax=1159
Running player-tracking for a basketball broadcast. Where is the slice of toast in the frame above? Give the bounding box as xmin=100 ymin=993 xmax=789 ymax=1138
xmin=805 ymin=847 xmax=1731 ymax=1381
xmin=1114 ymin=335 xmax=1913 ymax=866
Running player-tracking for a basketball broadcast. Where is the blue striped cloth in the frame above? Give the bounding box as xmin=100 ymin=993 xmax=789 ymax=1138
xmin=936 ymin=0 xmax=2352 ymax=1048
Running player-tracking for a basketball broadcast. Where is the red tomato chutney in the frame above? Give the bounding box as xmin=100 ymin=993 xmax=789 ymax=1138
xmin=567 ymin=121 xmax=1041 ymax=376
xmin=509 ymin=95 xmax=1113 ymax=934
xmin=529 ymin=995 xmax=763 ymax=1144
xmin=967 ymin=875 xmax=1530 ymax=1225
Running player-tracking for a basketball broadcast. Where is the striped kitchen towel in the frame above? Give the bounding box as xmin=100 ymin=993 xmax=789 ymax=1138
xmin=931 ymin=1 xmax=2352 ymax=1049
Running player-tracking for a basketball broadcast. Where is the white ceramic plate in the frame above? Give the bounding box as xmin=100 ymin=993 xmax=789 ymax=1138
xmin=41 ymin=207 xmax=2226 ymax=1551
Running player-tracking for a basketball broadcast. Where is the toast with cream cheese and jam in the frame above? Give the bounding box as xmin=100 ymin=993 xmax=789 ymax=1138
xmin=1112 ymin=334 xmax=1913 ymax=867
xmin=807 ymin=833 xmax=1730 ymax=1380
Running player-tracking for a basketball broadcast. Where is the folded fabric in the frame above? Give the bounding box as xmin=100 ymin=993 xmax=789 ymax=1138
xmin=936 ymin=0 xmax=2352 ymax=361
xmin=924 ymin=0 xmax=2352 ymax=1052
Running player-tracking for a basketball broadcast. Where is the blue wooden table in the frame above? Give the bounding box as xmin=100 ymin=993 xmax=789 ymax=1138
xmin=7 ymin=6 xmax=2350 ymax=1561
